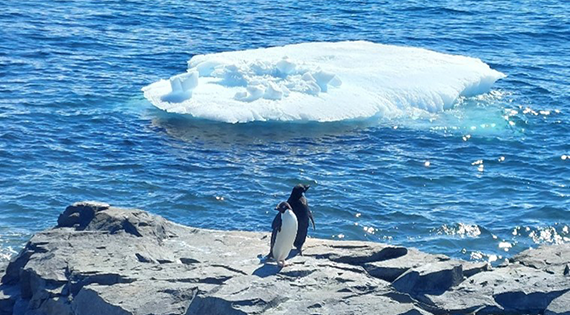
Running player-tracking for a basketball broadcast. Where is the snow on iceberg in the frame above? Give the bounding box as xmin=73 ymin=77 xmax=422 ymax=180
xmin=142 ymin=41 xmax=505 ymax=123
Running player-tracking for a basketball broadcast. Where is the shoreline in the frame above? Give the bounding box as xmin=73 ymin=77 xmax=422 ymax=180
xmin=1 ymin=201 xmax=568 ymax=315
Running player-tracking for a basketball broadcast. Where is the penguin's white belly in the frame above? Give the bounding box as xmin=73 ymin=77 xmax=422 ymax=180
xmin=272 ymin=209 xmax=298 ymax=261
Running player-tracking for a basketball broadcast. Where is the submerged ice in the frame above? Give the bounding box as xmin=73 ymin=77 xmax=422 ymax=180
xmin=142 ymin=41 xmax=505 ymax=123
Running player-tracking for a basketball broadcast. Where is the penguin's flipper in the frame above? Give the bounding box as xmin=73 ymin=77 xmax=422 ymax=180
xmin=309 ymin=210 xmax=316 ymax=230
xmin=272 ymin=213 xmax=282 ymax=232
xmin=269 ymin=214 xmax=282 ymax=257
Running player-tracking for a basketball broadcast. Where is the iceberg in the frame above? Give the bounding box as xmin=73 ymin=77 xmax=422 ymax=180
xmin=142 ymin=41 xmax=505 ymax=123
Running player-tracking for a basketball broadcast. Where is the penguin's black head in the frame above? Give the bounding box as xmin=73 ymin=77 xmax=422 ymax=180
xmin=290 ymin=184 xmax=310 ymax=198
xmin=275 ymin=201 xmax=292 ymax=213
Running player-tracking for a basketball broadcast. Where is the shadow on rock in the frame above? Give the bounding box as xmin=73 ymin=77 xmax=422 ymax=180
xmin=252 ymin=264 xmax=282 ymax=278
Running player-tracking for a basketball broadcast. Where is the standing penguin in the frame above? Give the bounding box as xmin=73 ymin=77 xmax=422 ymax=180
xmin=288 ymin=184 xmax=315 ymax=255
xmin=270 ymin=201 xmax=298 ymax=267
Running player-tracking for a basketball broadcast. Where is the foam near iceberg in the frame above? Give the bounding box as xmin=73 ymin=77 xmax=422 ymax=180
xmin=142 ymin=41 xmax=505 ymax=123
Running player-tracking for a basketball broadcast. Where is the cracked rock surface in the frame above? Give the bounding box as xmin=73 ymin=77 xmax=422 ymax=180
xmin=1 ymin=202 xmax=569 ymax=315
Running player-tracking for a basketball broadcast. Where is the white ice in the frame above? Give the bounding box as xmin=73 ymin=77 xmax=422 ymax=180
xmin=142 ymin=41 xmax=505 ymax=123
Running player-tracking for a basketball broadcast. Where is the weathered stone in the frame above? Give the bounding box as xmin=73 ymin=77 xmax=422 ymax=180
xmin=57 ymin=201 xmax=110 ymax=229
xmin=513 ymin=243 xmax=570 ymax=275
xmin=1 ymin=202 xmax=569 ymax=315
xmin=187 ymin=276 xmax=291 ymax=315
xmin=1 ymin=249 xmax=33 ymax=285
xmin=0 ymin=285 xmax=19 ymax=315
xmin=35 ymin=296 xmax=73 ymax=315
xmin=364 ymin=248 xmax=450 ymax=282
xmin=264 ymin=293 xmax=434 ymax=315
xmin=302 ymin=241 xmax=408 ymax=265
xmin=187 ymin=271 xmax=425 ymax=315
xmin=461 ymin=261 xmax=491 ymax=278
xmin=545 ymin=291 xmax=570 ymax=315
xmin=427 ymin=264 xmax=570 ymax=314
xmin=72 ymin=282 xmax=198 ymax=315
xmin=392 ymin=261 xmax=464 ymax=297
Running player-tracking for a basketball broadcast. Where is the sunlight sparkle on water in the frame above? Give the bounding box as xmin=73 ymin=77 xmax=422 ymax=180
xmin=529 ymin=227 xmax=566 ymax=245
xmin=498 ymin=242 xmax=512 ymax=252
xmin=523 ymin=107 xmax=539 ymax=116
xmin=438 ymin=223 xmax=481 ymax=238
xmin=363 ymin=226 xmax=376 ymax=234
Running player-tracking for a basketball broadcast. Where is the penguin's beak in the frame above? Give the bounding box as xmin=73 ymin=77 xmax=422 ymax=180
xmin=303 ymin=184 xmax=310 ymax=192
xmin=274 ymin=205 xmax=280 ymax=211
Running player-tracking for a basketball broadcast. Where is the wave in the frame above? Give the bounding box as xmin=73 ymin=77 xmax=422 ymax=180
xmin=142 ymin=41 xmax=505 ymax=123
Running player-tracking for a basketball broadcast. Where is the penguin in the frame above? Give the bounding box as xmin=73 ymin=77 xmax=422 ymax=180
xmin=288 ymin=184 xmax=315 ymax=255
xmin=270 ymin=201 xmax=298 ymax=267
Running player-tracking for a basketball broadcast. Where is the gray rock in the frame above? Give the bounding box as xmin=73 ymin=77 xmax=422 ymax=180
xmin=57 ymin=201 xmax=110 ymax=230
xmin=363 ymin=248 xmax=490 ymax=285
xmin=513 ymin=243 xmax=570 ymax=275
xmin=363 ymin=248 xmax=450 ymax=282
xmin=546 ymin=291 xmax=570 ymax=315
xmin=461 ymin=261 xmax=492 ymax=278
xmin=72 ymin=282 xmax=198 ymax=315
xmin=392 ymin=261 xmax=464 ymax=297
xmin=268 ymin=293 xmax=433 ymax=315
xmin=427 ymin=264 xmax=570 ymax=314
xmin=301 ymin=241 xmax=409 ymax=265
xmin=0 ymin=202 xmax=569 ymax=315
xmin=0 ymin=285 xmax=19 ymax=315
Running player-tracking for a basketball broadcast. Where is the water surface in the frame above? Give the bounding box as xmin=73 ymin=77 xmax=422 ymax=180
xmin=0 ymin=0 xmax=569 ymax=263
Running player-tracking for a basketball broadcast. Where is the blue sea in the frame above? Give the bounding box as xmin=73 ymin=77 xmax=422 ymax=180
xmin=1 ymin=0 xmax=569 ymax=264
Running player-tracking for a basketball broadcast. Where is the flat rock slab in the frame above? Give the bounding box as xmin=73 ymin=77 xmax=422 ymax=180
xmin=427 ymin=264 xmax=570 ymax=314
xmin=392 ymin=261 xmax=464 ymax=297
xmin=364 ymin=248 xmax=450 ymax=282
xmin=512 ymin=243 xmax=570 ymax=275
xmin=545 ymin=291 xmax=570 ymax=315
xmin=72 ymin=281 xmax=199 ymax=315
xmin=0 ymin=202 xmax=569 ymax=315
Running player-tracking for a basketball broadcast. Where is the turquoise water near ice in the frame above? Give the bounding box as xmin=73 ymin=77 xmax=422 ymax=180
xmin=0 ymin=0 xmax=569 ymax=263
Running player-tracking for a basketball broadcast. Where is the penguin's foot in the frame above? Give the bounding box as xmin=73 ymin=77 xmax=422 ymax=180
xmin=277 ymin=260 xmax=288 ymax=268
xmin=297 ymin=248 xmax=303 ymax=256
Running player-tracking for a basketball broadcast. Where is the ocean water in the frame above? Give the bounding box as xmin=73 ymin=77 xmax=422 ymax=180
xmin=0 ymin=0 xmax=568 ymax=264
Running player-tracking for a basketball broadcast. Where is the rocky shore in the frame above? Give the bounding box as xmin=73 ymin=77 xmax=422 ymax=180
xmin=0 ymin=202 xmax=569 ymax=315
